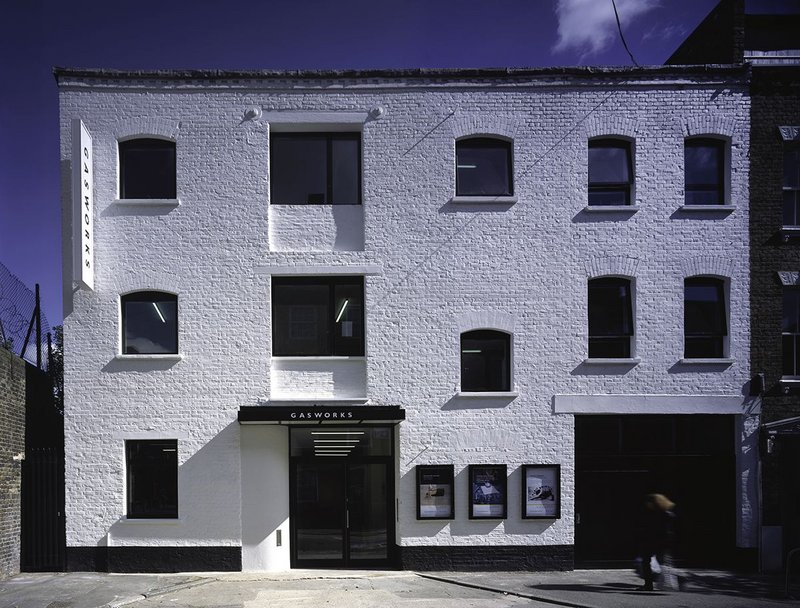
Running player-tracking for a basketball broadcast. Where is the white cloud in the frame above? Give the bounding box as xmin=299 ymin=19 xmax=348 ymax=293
xmin=553 ymin=0 xmax=660 ymax=58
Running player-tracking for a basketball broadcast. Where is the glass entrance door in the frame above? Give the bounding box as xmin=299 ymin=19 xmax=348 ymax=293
xmin=290 ymin=427 xmax=394 ymax=568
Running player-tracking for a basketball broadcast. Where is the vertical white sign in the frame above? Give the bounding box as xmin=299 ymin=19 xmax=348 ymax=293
xmin=72 ymin=119 xmax=93 ymax=290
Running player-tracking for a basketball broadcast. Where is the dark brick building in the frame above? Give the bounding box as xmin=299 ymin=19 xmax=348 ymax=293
xmin=669 ymin=0 xmax=800 ymax=571
xmin=0 ymin=348 xmax=27 ymax=578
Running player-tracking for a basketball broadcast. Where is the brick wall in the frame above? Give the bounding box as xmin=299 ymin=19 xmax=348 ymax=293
xmin=57 ymin=67 xmax=753 ymax=559
xmin=0 ymin=348 xmax=26 ymax=578
xmin=749 ymin=67 xmax=800 ymax=525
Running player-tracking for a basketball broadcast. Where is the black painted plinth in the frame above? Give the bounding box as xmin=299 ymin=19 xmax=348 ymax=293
xmin=66 ymin=546 xmax=241 ymax=573
xmin=399 ymin=544 xmax=574 ymax=571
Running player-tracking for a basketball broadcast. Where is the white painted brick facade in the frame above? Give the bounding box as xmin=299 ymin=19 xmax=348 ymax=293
xmin=58 ymin=68 xmax=754 ymax=566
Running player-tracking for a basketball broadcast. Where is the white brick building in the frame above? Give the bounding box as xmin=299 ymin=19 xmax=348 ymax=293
xmin=57 ymin=65 xmax=757 ymax=572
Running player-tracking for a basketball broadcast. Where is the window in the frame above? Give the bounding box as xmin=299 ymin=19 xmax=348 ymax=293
xmin=119 ymin=138 xmax=176 ymax=199
xmin=270 ymin=133 xmax=361 ymax=205
xmin=684 ymin=138 xmax=725 ymax=205
xmin=783 ymin=145 xmax=800 ymax=226
xmin=272 ymin=277 xmax=364 ymax=356
xmin=121 ymin=291 xmax=178 ymax=354
xmin=126 ymin=439 xmax=178 ymax=519
xmin=588 ymin=277 xmax=633 ymax=358
xmin=588 ymin=139 xmax=632 ymax=205
xmin=783 ymin=288 xmax=800 ymax=376
xmin=684 ymin=277 xmax=727 ymax=358
xmin=455 ymin=138 xmax=513 ymax=196
xmin=460 ymin=330 xmax=511 ymax=392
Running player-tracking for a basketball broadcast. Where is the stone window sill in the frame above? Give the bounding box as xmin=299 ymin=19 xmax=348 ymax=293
xmin=582 ymin=358 xmax=641 ymax=365
xmin=455 ymin=391 xmax=518 ymax=398
xmin=113 ymin=198 xmax=181 ymax=207
xmin=679 ymin=358 xmax=735 ymax=364
xmin=678 ymin=204 xmax=735 ymax=213
xmin=271 ymin=356 xmax=366 ymax=361
xmin=448 ymin=196 xmax=518 ymax=205
xmin=583 ymin=205 xmax=640 ymax=214
xmin=114 ymin=354 xmax=183 ymax=361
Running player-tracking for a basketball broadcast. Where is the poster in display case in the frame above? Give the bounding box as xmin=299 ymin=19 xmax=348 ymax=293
xmin=468 ymin=464 xmax=507 ymax=519
xmin=416 ymin=464 xmax=455 ymax=520
xmin=521 ymin=464 xmax=561 ymax=519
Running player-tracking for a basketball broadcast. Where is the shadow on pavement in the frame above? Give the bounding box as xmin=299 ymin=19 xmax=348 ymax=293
xmin=531 ymin=571 xmax=786 ymax=600
xmin=531 ymin=582 xmax=670 ymax=597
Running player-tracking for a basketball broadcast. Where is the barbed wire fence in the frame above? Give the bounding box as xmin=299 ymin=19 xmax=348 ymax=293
xmin=0 ymin=261 xmax=54 ymax=372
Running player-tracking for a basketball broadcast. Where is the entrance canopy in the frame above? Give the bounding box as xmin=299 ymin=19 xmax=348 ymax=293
xmin=237 ymin=404 xmax=405 ymax=425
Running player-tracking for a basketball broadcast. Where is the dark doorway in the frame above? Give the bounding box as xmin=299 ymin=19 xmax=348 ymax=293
xmin=21 ymin=364 xmax=65 ymax=571
xmin=575 ymin=415 xmax=735 ymax=568
xmin=289 ymin=427 xmax=395 ymax=568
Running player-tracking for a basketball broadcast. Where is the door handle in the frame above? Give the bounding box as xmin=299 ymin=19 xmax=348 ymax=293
xmin=346 ymin=509 xmax=350 ymax=529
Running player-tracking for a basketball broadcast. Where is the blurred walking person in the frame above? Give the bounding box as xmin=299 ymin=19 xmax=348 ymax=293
xmin=636 ymin=493 xmax=676 ymax=591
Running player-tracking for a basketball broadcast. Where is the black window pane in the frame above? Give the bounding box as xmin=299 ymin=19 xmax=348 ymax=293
xmin=588 ymin=189 xmax=629 ymax=206
xmin=126 ymin=440 xmax=178 ymax=519
xmin=122 ymin=292 xmax=178 ymax=354
xmin=685 ymin=189 xmax=722 ymax=205
xmin=273 ymin=283 xmax=330 ymax=355
xmin=783 ymin=335 xmax=800 ymax=376
xmin=589 ymin=337 xmax=631 ymax=358
xmin=783 ymin=289 xmax=800 ymax=376
xmin=461 ymin=330 xmax=510 ymax=392
xmin=784 ymin=191 xmax=800 ymax=226
xmin=685 ymin=336 xmax=724 ymax=359
xmin=272 ymin=277 xmax=364 ymax=356
xmin=783 ymin=289 xmax=800 ymax=333
xmin=270 ymin=133 xmax=361 ymax=205
xmin=120 ymin=139 xmax=176 ymax=199
xmin=684 ymin=280 xmax=726 ymax=335
xmin=588 ymin=278 xmax=632 ymax=358
xmin=685 ymin=139 xmax=724 ymax=204
xmin=684 ymin=278 xmax=726 ymax=358
xmin=333 ymin=282 xmax=364 ymax=356
xmin=331 ymin=137 xmax=360 ymax=204
xmin=588 ymin=140 xmax=631 ymax=206
xmin=588 ymin=279 xmax=632 ymax=336
xmin=588 ymin=144 xmax=630 ymax=184
xmin=270 ymin=135 xmax=328 ymax=204
xmin=784 ymin=146 xmax=800 ymax=189
xmin=456 ymin=139 xmax=512 ymax=196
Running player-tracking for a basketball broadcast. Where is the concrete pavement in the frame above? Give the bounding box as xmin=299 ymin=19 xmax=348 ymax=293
xmin=0 ymin=568 xmax=796 ymax=608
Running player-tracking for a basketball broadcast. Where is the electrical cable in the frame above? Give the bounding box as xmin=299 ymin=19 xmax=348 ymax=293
xmin=611 ymin=0 xmax=640 ymax=67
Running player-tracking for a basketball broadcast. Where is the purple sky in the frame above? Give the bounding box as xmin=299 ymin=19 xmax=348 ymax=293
xmin=0 ymin=0 xmax=722 ymax=325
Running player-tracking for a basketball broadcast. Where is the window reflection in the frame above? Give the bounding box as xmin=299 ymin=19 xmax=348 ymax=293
xmin=783 ymin=288 xmax=800 ymax=376
xmin=119 ymin=138 xmax=176 ymax=199
xmin=273 ymin=277 xmax=364 ymax=356
xmin=270 ymin=133 xmax=361 ymax=205
xmin=456 ymin=138 xmax=513 ymax=196
xmin=684 ymin=277 xmax=727 ymax=358
xmin=461 ymin=330 xmax=511 ymax=392
xmin=783 ymin=146 xmax=800 ymax=225
xmin=588 ymin=278 xmax=633 ymax=358
xmin=126 ymin=439 xmax=178 ymax=519
xmin=588 ymin=140 xmax=632 ymax=206
xmin=122 ymin=291 xmax=178 ymax=354
xmin=685 ymin=139 xmax=724 ymax=205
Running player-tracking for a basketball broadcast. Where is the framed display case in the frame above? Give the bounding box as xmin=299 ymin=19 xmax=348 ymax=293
xmin=521 ymin=464 xmax=561 ymax=519
xmin=416 ymin=464 xmax=455 ymax=520
xmin=468 ymin=464 xmax=507 ymax=519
